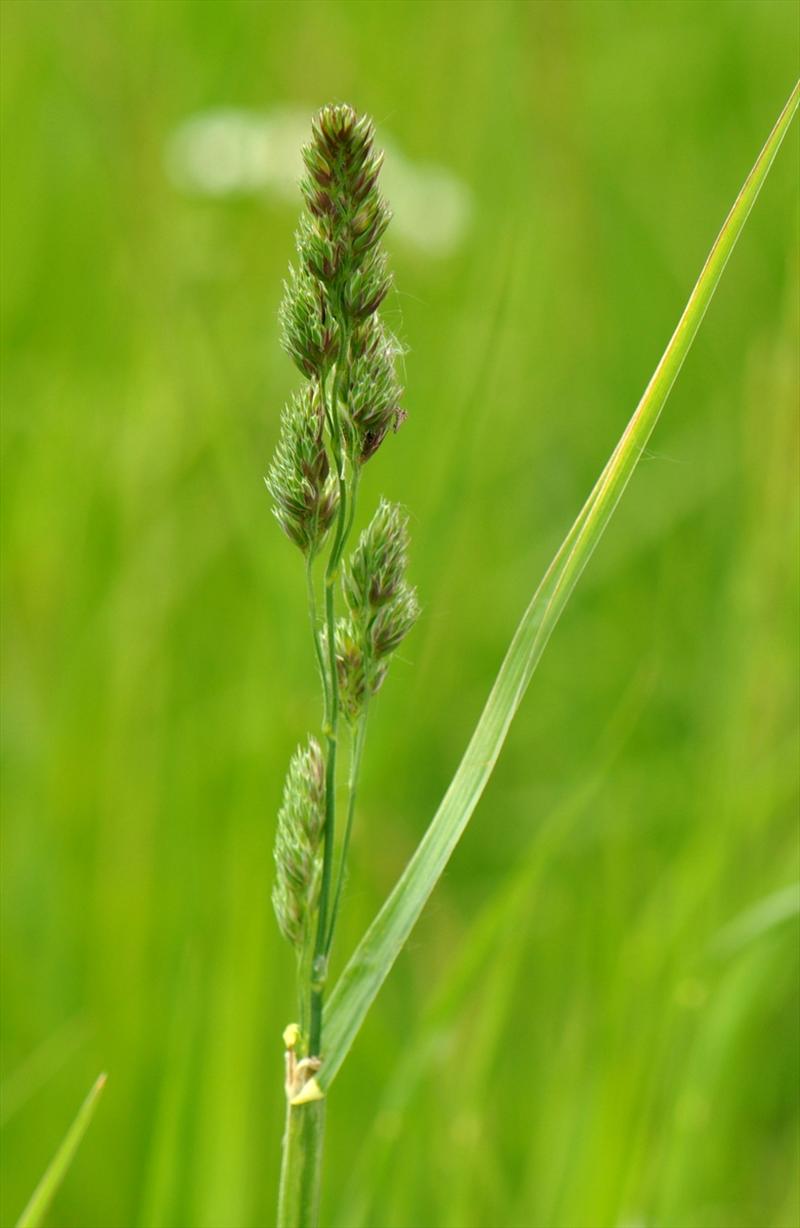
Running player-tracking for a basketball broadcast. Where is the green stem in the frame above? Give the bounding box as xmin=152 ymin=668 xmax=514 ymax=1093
xmin=305 ymin=554 xmax=329 ymax=721
xmin=296 ymin=942 xmax=312 ymax=1042
xmin=326 ymin=705 xmax=369 ymax=956
xmin=277 ymin=1100 xmax=326 ymax=1228
xmin=342 ymin=463 xmax=361 ymax=549
xmin=309 ymin=326 xmax=352 ymax=1056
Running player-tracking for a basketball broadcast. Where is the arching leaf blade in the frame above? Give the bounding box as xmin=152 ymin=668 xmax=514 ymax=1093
xmin=321 ymin=81 xmax=800 ymax=1091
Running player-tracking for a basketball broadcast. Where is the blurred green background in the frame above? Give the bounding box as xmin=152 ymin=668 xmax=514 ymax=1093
xmin=2 ymin=2 xmax=798 ymax=1226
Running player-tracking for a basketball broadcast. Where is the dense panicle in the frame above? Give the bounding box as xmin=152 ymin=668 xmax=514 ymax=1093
xmin=272 ymin=739 xmax=326 ymax=949
xmin=269 ymin=103 xmax=420 ymax=1107
xmin=266 ymin=389 xmax=338 ymax=553
xmin=299 ymin=104 xmax=391 ymax=303
xmin=271 ymin=100 xmax=405 ymax=493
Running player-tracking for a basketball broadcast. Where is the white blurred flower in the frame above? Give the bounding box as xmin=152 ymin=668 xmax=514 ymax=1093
xmin=164 ymin=106 xmax=472 ymax=257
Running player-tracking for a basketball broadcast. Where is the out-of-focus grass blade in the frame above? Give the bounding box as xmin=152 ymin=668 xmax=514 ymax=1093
xmin=332 ymin=672 xmax=647 ymax=1227
xmin=137 ymin=956 xmax=198 ymax=1228
xmin=710 ymin=882 xmax=800 ymax=956
xmin=321 ymin=81 xmax=800 ymax=1091
xmin=15 ymin=1073 xmax=107 ymax=1228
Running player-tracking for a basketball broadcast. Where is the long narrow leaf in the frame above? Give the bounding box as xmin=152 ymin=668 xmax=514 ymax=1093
xmin=16 ymin=1073 xmax=107 ymax=1228
xmin=321 ymin=82 xmax=800 ymax=1090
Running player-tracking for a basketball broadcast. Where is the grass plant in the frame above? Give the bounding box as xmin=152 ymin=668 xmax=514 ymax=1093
xmin=2 ymin=7 xmax=798 ymax=1226
xmin=268 ymin=86 xmax=798 ymax=1226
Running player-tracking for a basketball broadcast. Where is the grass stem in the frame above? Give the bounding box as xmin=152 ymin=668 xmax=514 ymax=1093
xmin=309 ymin=325 xmax=352 ymax=1056
xmin=305 ymin=554 xmax=329 ymax=721
xmin=277 ymin=1100 xmax=326 ymax=1228
xmin=326 ymin=703 xmax=370 ymax=955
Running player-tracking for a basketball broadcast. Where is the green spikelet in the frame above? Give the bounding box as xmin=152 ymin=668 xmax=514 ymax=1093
xmin=335 ymin=500 xmax=419 ymax=720
xmin=370 ymin=585 xmax=420 ymax=660
xmin=346 ymin=322 xmax=405 ymax=463
xmin=294 ymin=103 xmax=404 ymax=465
xmin=268 ymin=103 xmax=421 ymax=1082
xmin=266 ymin=388 xmax=338 ymax=553
xmin=279 ymin=265 xmax=338 ymax=380
xmin=299 ymin=105 xmax=391 ymax=300
xmin=272 ymin=738 xmax=326 ymax=950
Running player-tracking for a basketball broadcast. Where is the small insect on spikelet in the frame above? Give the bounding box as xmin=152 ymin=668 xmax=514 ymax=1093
xmin=267 ymin=102 xmax=419 ymax=1107
xmin=346 ymin=319 xmax=405 ymax=461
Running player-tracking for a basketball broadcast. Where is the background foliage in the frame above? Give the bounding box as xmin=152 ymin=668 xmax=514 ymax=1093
xmin=2 ymin=3 xmax=798 ymax=1226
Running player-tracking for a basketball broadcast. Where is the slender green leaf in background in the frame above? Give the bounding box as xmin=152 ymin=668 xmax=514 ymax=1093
xmin=711 ymin=882 xmax=800 ymax=956
xmin=321 ymin=80 xmax=800 ymax=1091
xmin=332 ymin=670 xmax=649 ymax=1228
xmin=15 ymin=1073 xmax=107 ymax=1228
xmin=137 ymin=957 xmax=199 ymax=1228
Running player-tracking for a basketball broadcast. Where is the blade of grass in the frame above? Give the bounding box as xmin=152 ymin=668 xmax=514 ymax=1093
xmin=321 ymin=81 xmax=800 ymax=1091
xmin=710 ymin=882 xmax=800 ymax=956
xmin=333 ymin=669 xmax=648 ymax=1228
xmin=15 ymin=1072 xmax=107 ymax=1228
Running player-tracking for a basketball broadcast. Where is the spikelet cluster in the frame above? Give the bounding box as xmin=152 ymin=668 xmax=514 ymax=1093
xmin=279 ymin=266 xmax=338 ymax=380
xmin=265 ymin=388 xmax=338 ymax=553
xmin=299 ymin=106 xmax=391 ymax=307
xmin=346 ymin=321 xmax=405 ymax=461
xmin=335 ymin=500 xmax=419 ymax=721
xmin=272 ymin=738 xmax=326 ymax=949
xmin=268 ymin=104 xmax=405 ymax=546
